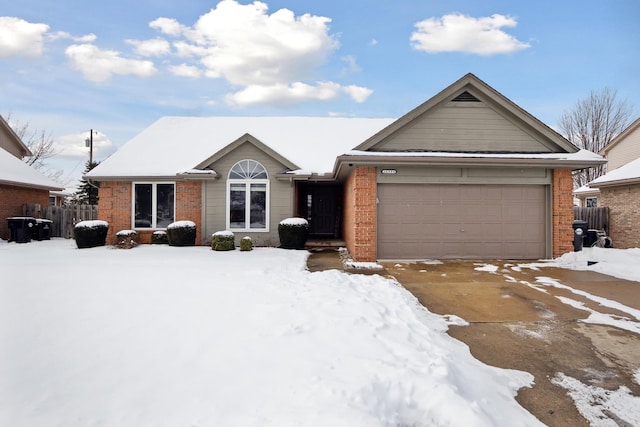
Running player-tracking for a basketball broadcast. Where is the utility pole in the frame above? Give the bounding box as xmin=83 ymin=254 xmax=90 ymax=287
xmin=85 ymin=129 xmax=93 ymax=164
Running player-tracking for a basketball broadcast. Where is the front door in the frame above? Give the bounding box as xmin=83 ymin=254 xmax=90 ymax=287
xmin=299 ymin=184 xmax=341 ymax=237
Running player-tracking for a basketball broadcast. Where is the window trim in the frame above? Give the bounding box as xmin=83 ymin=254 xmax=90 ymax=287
xmin=226 ymin=160 xmax=270 ymax=232
xmin=132 ymin=181 xmax=176 ymax=230
xmin=585 ymin=196 xmax=598 ymax=208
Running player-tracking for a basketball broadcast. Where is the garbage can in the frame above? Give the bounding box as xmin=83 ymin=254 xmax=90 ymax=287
xmin=33 ymin=219 xmax=53 ymax=241
xmin=6 ymin=217 xmax=37 ymax=243
xmin=584 ymin=229 xmax=598 ymax=248
xmin=572 ymin=220 xmax=588 ymax=252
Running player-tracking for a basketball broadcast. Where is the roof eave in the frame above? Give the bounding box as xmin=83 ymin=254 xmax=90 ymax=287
xmin=590 ymin=177 xmax=640 ymax=189
xmin=0 ymin=179 xmax=64 ymax=191
xmin=336 ymin=154 xmax=606 ymax=169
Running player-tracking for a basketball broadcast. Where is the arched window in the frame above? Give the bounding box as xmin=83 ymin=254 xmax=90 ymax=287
xmin=227 ymin=160 xmax=269 ymax=231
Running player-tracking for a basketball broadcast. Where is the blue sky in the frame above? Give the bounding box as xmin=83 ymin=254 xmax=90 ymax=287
xmin=1 ymin=0 xmax=638 ymax=187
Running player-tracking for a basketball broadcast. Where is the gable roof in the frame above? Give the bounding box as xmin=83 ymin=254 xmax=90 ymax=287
xmin=0 ymin=115 xmax=32 ymax=158
xmin=0 ymin=147 xmax=64 ymax=191
xmin=86 ymin=116 xmax=395 ymax=180
xmin=354 ymin=73 xmax=579 ymax=153
xmin=334 ymin=73 xmax=605 ymax=177
xmin=600 ymin=117 xmax=640 ymax=156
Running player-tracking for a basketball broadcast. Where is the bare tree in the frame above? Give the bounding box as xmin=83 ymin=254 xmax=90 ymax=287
xmin=5 ymin=113 xmax=57 ymax=170
xmin=559 ymin=88 xmax=634 ymax=188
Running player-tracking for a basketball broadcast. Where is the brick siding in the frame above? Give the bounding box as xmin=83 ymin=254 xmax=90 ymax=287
xmin=0 ymin=184 xmax=50 ymax=240
xmin=97 ymin=181 xmax=202 ymax=245
xmin=552 ymin=169 xmax=574 ymax=257
xmin=343 ymin=166 xmax=377 ymax=262
xmin=598 ymin=185 xmax=640 ymax=248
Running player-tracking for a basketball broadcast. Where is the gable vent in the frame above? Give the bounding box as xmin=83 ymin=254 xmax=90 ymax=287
xmin=451 ymin=91 xmax=481 ymax=102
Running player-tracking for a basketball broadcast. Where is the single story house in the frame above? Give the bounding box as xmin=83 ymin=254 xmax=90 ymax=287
xmin=589 ymin=129 xmax=640 ymax=248
xmin=85 ymin=74 xmax=604 ymax=261
xmin=0 ymin=116 xmax=64 ymax=241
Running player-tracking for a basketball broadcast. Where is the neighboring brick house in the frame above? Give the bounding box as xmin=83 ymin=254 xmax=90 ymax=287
xmin=0 ymin=115 xmax=64 ymax=241
xmin=589 ymin=118 xmax=640 ymax=248
xmin=574 ymin=117 xmax=640 ymax=208
xmin=86 ymin=74 xmax=604 ymax=261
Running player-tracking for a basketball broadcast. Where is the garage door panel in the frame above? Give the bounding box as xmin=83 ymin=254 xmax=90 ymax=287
xmin=378 ymin=184 xmax=546 ymax=259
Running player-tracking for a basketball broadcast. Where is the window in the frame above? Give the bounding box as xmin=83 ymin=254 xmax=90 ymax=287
xmin=227 ymin=160 xmax=269 ymax=231
xmin=133 ymin=182 xmax=175 ymax=228
xmin=586 ymin=197 xmax=597 ymax=208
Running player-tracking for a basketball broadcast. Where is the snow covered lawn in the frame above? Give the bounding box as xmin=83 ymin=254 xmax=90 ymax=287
xmin=0 ymin=239 xmax=542 ymax=426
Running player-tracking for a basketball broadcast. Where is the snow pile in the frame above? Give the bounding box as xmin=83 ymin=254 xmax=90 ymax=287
xmin=0 ymin=239 xmax=542 ymax=427
xmin=545 ymin=247 xmax=640 ymax=282
xmin=212 ymin=230 xmax=234 ymax=237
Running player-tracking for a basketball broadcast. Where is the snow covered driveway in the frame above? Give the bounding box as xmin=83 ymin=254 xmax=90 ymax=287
xmin=385 ymin=251 xmax=640 ymax=427
xmin=0 ymin=239 xmax=542 ymax=426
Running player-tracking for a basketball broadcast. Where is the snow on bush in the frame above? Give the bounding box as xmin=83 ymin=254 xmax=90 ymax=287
xmin=240 ymin=236 xmax=253 ymax=251
xmin=74 ymin=220 xmax=109 ymax=229
xmin=279 ymin=217 xmax=308 ymax=226
xmin=167 ymin=220 xmax=196 ymax=230
xmin=211 ymin=230 xmax=235 ymax=251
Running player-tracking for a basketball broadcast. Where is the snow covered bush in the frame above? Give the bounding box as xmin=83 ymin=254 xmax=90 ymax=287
xmin=167 ymin=221 xmax=196 ymax=247
xmin=278 ymin=217 xmax=309 ymax=250
xmin=151 ymin=230 xmax=168 ymax=245
xmin=240 ymin=236 xmax=253 ymax=252
xmin=115 ymin=230 xmax=138 ymax=249
xmin=74 ymin=220 xmax=109 ymax=249
xmin=211 ymin=230 xmax=235 ymax=251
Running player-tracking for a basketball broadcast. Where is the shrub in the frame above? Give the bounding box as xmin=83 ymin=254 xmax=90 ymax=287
xmin=240 ymin=236 xmax=253 ymax=251
xmin=151 ymin=230 xmax=169 ymax=245
xmin=211 ymin=230 xmax=235 ymax=251
xmin=115 ymin=230 xmax=138 ymax=249
xmin=167 ymin=221 xmax=197 ymax=246
xmin=278 ymin=217 xmax=309 ymax=249
xmin=74 ymin=220 xmax=109 ymax=249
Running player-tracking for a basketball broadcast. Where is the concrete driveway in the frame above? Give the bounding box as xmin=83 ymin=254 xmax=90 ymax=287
xmin=383 ymin=260 xmax=640 ymax=427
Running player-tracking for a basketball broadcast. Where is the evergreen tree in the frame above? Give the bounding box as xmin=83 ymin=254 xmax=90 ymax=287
xmin=75 ymin=160 xmax=100 ymax=205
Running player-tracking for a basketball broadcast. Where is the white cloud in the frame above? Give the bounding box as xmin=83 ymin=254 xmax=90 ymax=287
xmin=147 ymin=0 xmax=368 ymax=106
xmin=149 ymin=17 xmax=187 ymax=37
xmin=410 ymin=13 xmax=530 ymax=55
xmin=341 ymin=55 xmax=361 ymax=74
xmin=342 ymin=85 xmax=372 ymax=103
xmin=47 ymin=31 xmax=97 ymax=43
xmin=126 ymin=38 xmax=171 ymax=57
xmin=226 ymin=81 xmax=343 ymax=106
xmin=0 ymin=17 xmax=49 ymax=58
xmin=65 ymin=44 xmax=157 ymax=83
xmin=185 ymin=0 xmax=338 ymax=86
xmin=169 ymin=63 xmax=203 ymax=78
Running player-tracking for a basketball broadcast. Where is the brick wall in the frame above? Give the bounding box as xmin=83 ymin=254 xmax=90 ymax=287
xmin=552 ymin=169 xmax=574 ymax=257
xmin=0 ymin=184 xmax=50 ymax=240
xmin=97 ymin=181 xmax=202 ymax=245
xmin=599 ymin=185 xmax=640 ymax=248
xmin=175 ymin=181 xmax=202 ymax=244
xmin=343 ymin=166 xmax=377 ymax=262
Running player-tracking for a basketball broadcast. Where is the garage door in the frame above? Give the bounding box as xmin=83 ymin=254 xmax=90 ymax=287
xmin=378 ymin=184 xmax=546 ymax=260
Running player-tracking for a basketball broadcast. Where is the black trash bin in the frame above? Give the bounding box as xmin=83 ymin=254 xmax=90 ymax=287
xmin=584 ymin=229 xmax=598 ymax=248
xmin=6 ymin=217 xmax=37 ymax=243
xmin=572 ymin=220 xmax=588 ymax=252
xmin=33 ymin=219 xmax=53 ymax=241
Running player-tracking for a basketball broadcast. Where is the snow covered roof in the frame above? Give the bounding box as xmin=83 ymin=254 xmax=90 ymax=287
xmin=86 ymin=116 xmax=396 ymax=179
xmin=573 ymin=184 xmax=599 ymax=196
xmin=0 ymin=147 xmax=64 ymax=191
xmin=590 ymin=156 xmax=640 ymax=187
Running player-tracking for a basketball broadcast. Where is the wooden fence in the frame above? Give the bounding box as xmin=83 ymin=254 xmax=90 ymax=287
xmin=23 ymin=204 xmax=99 ymax=238
xmin=573 ymin=206 xmax=609 ymax=231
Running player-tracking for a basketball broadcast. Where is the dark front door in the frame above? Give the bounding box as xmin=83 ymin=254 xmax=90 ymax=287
xmin=300 ymin=184 xmax=341 ymax=237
